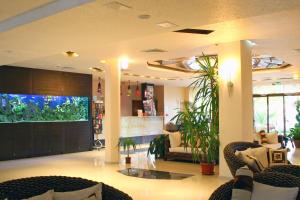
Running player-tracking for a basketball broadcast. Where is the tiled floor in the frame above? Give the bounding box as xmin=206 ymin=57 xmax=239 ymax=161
xmin=0 ymin=143 xmax=299 ymax=200
xmin=0 ymin=148 xmax=228 ymax=200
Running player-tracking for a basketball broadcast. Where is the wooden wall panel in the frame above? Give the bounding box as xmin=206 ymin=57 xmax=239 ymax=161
xmin=0 ymin=66 xmax=92 ymax=160
xmin=0 ymin=66 xmax=32 ymax=94
xmin=0 ymin=124 xmax=13 ymax=160
xmin=31 ymin=69 xmax=64 ymax=96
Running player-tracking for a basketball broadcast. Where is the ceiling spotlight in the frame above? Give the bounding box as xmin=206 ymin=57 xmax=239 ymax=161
xmin=157 ymin=21 xmax=177 ymax=28
xmin=118 ymin=56 xmax=129 ymax=70
xmin=64 ymin=51 xmax=79 ymax=57
xmin=138 ymin=14 xmax=151 ymax=19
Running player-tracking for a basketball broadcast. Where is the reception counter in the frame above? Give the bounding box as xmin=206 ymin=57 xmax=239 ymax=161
xmin=121 ymin=116 xmax=164 ymax=138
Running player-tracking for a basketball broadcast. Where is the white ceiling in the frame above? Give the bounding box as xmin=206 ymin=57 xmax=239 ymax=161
xmin=1 ymin=0 xmax=300 ymax=87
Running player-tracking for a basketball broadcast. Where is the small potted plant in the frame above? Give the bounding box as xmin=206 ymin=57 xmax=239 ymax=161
xmin=119 ymin=137 xmax=136 ymax=164
xmin=147 ymin=134 xmax=168 ymax=159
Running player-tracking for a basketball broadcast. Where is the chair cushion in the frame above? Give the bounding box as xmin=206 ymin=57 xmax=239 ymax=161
xmin=25 ymin=190 xmax=53 ymax=200
xmin=168 ymin=131 xmax=181 ymax=148
xmin=235 ymin=147 xmax=268 ymax=172
xmin=54 ymin=183 xmax=102 ymax=200
xmin=262 ymin=143 xmax=281 ymax=150
xmin=231 ymin=166 xmax=253 ymax=200
xmin=269 ymin=149 xmax=288 ymax=166
xmin=251 ymin=181 xmax=298 ymax=200
xmin=169 ymin=147 xmax=192 ymax=153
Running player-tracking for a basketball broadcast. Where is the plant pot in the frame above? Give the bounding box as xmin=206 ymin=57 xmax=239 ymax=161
xmin=201 ymin=163 xmax=214 ymax=175
xmin=125 ymin=156 xmax=131 ymax=164
xmin=294 ymin=139 xmax=300 ymax=148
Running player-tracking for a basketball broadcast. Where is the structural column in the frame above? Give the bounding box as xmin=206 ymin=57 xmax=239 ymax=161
xmin=218 ymin=40 xmax=254 ymax=177
xmin=104 ymin=60 xmax=120 ymax=163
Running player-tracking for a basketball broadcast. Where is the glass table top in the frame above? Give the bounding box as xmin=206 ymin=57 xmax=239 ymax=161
xmin=118 ymin=168 xmax=194 ymax=180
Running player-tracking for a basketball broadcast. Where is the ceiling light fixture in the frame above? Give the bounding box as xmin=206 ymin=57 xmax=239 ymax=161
xmin=157 ymin=21 xmax=177 ymax=28
xmin=104 ymin=1 xmax=131 ymax=10
xmin=118 ymin=56 xmax=129 ymax=70
xmin=64 ymin=51 xmax=79 ymax=57
xmin=100 ymin=60 xmax=106 ymax=64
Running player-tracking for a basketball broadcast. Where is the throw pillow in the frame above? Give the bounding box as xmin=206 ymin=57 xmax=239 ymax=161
xmin=54 ymin=183 xmax=102 ymax=200
xmin=231 ymin=166 xmax=253 ymax=200
xmin=250 ymin=147 xmax=269 ymax=168
xmin=235 ymin=149 xmax=264 ymax=172
xmin=251 ymin=181 xmax=299 ymax=200
xmin=168 ymin=131 xmax=181 ymax=148
xmin=265 ymin=132 xmax=278 ymax=144
xmin=25 ymin=190 xmax=54 ymax=200
xmin=269 ymin=149 xmax=288 ymax=166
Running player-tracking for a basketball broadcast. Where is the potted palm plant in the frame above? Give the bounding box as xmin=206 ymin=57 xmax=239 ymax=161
xmin=172 ymin=54 xmax=219 ymax=175
xmin=119 ymin=137 xmax=136 ymax=164
xmin=289 ymin=100 xmax=300 ymax=148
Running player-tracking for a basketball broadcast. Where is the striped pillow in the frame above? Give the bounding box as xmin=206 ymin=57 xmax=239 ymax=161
xmin=231 ymin=166 xmax=253 ymax=200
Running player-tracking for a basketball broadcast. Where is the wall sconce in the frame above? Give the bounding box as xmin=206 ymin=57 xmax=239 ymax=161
xmin=227 ymin=80 xmax=234 ymax=96
xmin=219 ymin=58 xmax=237 ymax=96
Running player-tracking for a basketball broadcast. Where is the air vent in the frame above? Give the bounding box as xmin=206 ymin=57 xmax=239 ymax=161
xmin=174 ymin=28 xmax=214 ymax=35
xmin=142 ymin=48 xmax=167 ymax=53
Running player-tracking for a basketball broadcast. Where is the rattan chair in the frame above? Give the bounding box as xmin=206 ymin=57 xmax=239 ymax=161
xmin=223 ymin=141 xmax=300 ymax=178
xmin=209 ymin=172 xmax=300 ymax=200
xmin=223 ymin=141 xmax=261 ymax=176
xmin=0 ymin=176 xmax=132 ymax=200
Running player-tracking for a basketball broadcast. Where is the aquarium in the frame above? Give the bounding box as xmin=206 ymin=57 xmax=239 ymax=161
xmin=0 ymin=93 xmax=89 ymax=123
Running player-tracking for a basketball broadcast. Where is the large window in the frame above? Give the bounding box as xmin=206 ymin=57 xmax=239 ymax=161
xmin=253 ymin=94 xmax=300 ymax=134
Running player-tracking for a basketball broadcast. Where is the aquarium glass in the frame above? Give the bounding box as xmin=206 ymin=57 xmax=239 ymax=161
xmin=0 ymin=93 xmax=89 ymax=123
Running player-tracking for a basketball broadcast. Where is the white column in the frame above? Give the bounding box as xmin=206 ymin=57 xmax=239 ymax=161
xmin=218 ymin=40 xmax=253 ymax=177
xmin=104 ymin=60 xmax=120 ymax=163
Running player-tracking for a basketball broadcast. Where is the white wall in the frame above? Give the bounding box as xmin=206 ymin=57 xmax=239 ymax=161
xmin=164 ymin=86 xmax=189 ymax=124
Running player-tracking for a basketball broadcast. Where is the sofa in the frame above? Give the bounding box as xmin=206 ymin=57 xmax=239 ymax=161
xmin=0 ymin=176 xmax=132 ymax=200
xmin=253 ymin=132 xmax=283 ymax=149
xmin=163 ymin=130 xmax=195 ymax=161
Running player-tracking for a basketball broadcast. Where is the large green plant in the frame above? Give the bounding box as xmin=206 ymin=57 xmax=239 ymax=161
xmin=289 ymin=100 xmax=300 ymax=140
xmin=172 ymin=54 xmax=219 ymax=163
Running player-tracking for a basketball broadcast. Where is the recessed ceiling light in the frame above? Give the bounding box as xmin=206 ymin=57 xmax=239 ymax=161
xmin=64 ymin=51 xmax=79 ymax=57
xmin=100 ymin=60 xmax=106 ymax=64
xmin=138 ymin=14 xmax=151 ymax=19
xmin=157 ymin=21 xmax=177 ymax=28
xmin=118 ymin=56 xmax=129 ymax=70
xmin=104 ymin=1 xmax=131 ymax=10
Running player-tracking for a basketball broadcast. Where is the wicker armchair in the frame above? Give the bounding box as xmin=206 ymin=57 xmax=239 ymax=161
xmin=224 ymin=141 xmax=261 ymax=176
xmin=264 ymin=165 xmax=300 ymax=178
xmin=0 ymin=176 xmax=132 ymax=200
xmin=209 ymin=172 xmax=300 ymax=200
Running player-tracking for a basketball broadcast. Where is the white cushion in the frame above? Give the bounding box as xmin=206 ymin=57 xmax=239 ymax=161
xmin=262 ymin=143 xmax=281 ymax=150
xmin=266 ymin=132 xmax=278 ymax=144
xmin=169 ymin=147 xmax=192 ymax=153
xmin=250 ymin=147 xmax=269 ymax=168
xmin=25 ymin=190 xmax=54 ymax=200
xmin=54 ymin=183 xmax=102 ymax=200
xmin=168 ymin=131 xmax=181 ymax=148
xmin=251 ymin=181 xmax=299 ymax=200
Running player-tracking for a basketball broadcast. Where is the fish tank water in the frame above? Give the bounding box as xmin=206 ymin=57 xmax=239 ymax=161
xmin=0 ymin=93 xmax=89 ymax=123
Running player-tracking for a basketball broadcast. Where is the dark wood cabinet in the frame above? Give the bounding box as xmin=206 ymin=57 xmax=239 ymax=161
xmin=0 ymin=66 xmax=92 ymax=160
xmin=0 ymin=124 xmax=13 ymax=160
